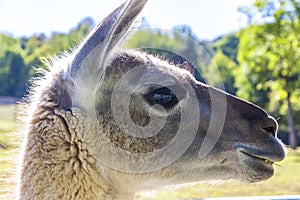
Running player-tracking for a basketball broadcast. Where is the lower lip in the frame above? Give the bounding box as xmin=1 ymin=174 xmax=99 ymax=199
xmin=238 ymin=151 xmax=274 ymax=171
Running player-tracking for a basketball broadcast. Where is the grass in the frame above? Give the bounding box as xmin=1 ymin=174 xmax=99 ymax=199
xmin=0 ymin=105 xmax=299 ymax=199
xmin=0 ymin=105 xmax=22 ymax=148
xmin=0 ymin=104 xmax=23 ymax=199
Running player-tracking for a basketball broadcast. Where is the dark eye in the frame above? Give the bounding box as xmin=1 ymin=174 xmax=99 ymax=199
xmin=145 ymin=87 xmax=178 ymax=109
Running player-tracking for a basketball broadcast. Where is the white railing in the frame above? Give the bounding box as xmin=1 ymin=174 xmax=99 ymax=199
xmin=188 ymin=195 xmax=300 ymax=200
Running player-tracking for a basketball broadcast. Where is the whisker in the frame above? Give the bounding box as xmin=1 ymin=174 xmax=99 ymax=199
xmin=273 ymin=163 xmax=281 ymax=167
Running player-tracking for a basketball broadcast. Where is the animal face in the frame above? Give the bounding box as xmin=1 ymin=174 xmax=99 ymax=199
xmin=64 ymin=0 xmax=285 ymax=192
xmin=88 ymin=51 xmax=284 ymax=186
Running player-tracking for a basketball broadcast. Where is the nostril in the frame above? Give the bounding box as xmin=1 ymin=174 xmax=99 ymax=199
xmin=262 ymin=126 xmax=276 ymax=136
xmin=260 ymin=116 xmax=278 ymax=137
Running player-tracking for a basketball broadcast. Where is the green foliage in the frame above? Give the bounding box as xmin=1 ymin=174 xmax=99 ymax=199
xmin=127 ymin=30 xmax=185 ymax=52
xmin=236 ymin=25 xmax=272 ymax=108
xmin=237 ymin=0 xmax=300 ymax=147
xmin=213 ymin=34 xmax=239 ymax=63
xmin=0 ymin=34 xmax=23 ymax=55
xmin=0 ymin=51 xmax=29 ymax=97
xmin=209 ymin=51 xmax=238 ymax=95
xmin=0 ymin=19 xmax=93 ymax=98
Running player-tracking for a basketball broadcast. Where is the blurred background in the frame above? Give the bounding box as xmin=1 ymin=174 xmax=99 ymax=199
xmin=0 ymin=0 xmax=299 ymax=199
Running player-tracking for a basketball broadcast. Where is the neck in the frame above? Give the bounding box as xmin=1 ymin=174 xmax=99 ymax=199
xmin=19 ymin=107 xmax=113 ymax=199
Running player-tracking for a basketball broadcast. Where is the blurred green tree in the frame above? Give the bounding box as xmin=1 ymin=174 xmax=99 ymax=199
xmin=238 ymin=0 xmax=300 ymax=148
xmin=0 ymin=51 xmax=28 ymax=97
xmin=0 ymin=17 xmax=93 ymax=98
xmin=209 ymin=51 xmax=238 ymax=95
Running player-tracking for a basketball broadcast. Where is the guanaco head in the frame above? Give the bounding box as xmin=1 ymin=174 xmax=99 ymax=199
xmin=59 ymin=0 xmax=285 ymax=195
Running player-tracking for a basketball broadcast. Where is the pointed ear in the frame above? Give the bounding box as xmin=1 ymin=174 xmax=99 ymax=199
xmin=66 ymin=0 xmax=147 ymax=113
xmin=70 ymin=0 xmax=147 ymax=77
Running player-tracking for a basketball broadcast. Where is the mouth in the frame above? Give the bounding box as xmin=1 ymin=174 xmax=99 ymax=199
xmin=233 ymin=142 xmax=286 ymax=182
xmin=234 ymin=142 xmax=285 ymax=165
xmin=237 ymin=148 xmax=276 ymax=180
xmin=239 ymin=150 xmax=275 ymax=166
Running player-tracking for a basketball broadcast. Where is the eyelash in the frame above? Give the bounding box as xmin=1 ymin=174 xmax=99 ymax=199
xmin=144 ymin=87 xmax=179 ymax=109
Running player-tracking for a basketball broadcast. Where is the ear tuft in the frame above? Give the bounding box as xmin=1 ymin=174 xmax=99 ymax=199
xmin=66 ymin=0 xmax=147 ymax=114
xmin=70 ymin=0 xmax=147 ymax=77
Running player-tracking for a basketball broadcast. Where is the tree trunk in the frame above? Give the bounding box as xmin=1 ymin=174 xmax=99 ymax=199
xmin=0 ymin=143 xmax=7 ymax=149
xmin=287 ymin=92 xmax=298 ymax=149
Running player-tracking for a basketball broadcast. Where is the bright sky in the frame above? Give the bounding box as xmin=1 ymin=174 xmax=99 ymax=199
xmin=0 ymin=0 xmax=254 ymax=40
